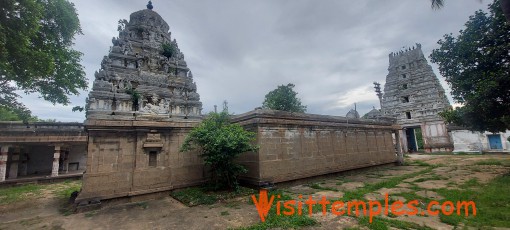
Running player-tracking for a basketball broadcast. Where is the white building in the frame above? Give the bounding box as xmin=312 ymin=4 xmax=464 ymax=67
xmin=448 ymin=126 xmax=510 ymax=153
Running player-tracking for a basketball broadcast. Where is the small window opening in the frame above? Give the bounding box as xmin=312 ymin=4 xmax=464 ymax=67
xmin=402 ymin=84 xmax=408 ymax=89
xmin=402 ymin=74 xmax=407 ymax=79
xmin=402 ymin=96 xmax=410 ymax=103
xmin=149 ymin=151 xmax=158 ymax=167
xmin=401 ymin=65 xmax=406 ymax=70
xmin=406 ymin=112 xmax=412 ymax=119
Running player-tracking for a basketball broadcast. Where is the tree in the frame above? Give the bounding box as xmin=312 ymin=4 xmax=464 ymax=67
xmin=430 ymin=0 xmax=510 ymax=132
xmin=0 ymin=107 xmax=39 ymax=121
xmin=430 ymin=0 xmax=510 ymax=22
xmin=262 ymin=83 xmax=307 ymax=113
xmin=180 ymin=111 xmax=258 ymax=190
xmin=0 ymin=0 xmax=87 ymax=120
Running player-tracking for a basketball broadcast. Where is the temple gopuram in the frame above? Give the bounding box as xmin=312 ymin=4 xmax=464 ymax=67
xmin=77 ymin=2 xmax=206 ymax=204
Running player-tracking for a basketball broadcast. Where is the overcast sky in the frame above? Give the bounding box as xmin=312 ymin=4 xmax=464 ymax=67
xmin=21 ymin=0 xmax=488 ymax=121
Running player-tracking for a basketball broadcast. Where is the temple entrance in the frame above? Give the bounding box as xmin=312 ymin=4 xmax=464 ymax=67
xmin=405 ymin=127 xmax=424 ymax=152
xmin=405 ymin=128 xmax=417 ymax=152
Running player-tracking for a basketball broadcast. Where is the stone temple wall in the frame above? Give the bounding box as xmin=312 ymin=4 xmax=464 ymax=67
xmin=232 ymin=110 xmax=399 ymax=185
xmin=77 ymin=110 xmax=400 ymax=202
xmin=77 ymin=120 xmax=205 ymax=202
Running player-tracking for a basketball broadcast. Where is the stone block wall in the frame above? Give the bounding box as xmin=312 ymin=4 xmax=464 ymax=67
xmin=232 ymin=110 xmax=399 ymax=185
xmin=76 ymin=119 xmax=206 ymax=202
xmin=78 ymin=110 xmax=400 ymax=202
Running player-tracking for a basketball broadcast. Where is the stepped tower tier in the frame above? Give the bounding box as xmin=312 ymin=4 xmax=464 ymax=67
xmin=382 ymin=44 xmax=450 ymax=123
xmin=380 ymin=44 xmax=452 ymax=153
xmin=86 ymin=5 xmax=202 ymax=120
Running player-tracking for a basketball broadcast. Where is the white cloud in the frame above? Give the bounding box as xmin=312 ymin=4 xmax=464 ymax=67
xmin=20 ymin=0 xmax=487 ymax=121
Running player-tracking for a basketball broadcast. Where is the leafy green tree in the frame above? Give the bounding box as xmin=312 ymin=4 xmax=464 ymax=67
xmin=430 ymin=0 xmax=510 ymax=132
xmin=180 ymin=111 xmax=258 ymax=190
xmin=0 ymin=107 xmax=39 ymax=121
xmin=0 ymin=0 xmax=87 ymax=120
xmin=431 ymin=0 xmax=510 ymax=22
xmin=262 ymin=83 xmax=307 ymax=113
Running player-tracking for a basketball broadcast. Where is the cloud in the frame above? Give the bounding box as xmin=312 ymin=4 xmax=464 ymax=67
xmin=20 ymin=0 xmax=487 ymax=121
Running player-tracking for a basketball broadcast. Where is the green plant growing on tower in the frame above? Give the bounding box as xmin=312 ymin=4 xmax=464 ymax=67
xmin=161 ymin=42 xmax=178 ymax=58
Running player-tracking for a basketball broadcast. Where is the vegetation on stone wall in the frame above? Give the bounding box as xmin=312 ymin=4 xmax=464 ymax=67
xmin=180 ymin=111 xmax=258 ymax=190
xmin=431 ymin=0 xmax=510 ymax=132
xmin=161 ymin=42 xmax=178 ymax=58
xmin=0 ymin=0 xmax=87 ymax=121
xmin=125 ymin=88 xmax=141 ymax=111
xmin=262 ymin=83 xmax=307 ymax=113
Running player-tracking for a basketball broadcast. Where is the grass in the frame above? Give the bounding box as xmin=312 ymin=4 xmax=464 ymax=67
xmin=434 ymin=173 xmax=510 ymax=228
xmin=248 ymin=189 xmax=293 ymax=205
xmin=0 ymin=179 xmax=82 ymax=206
xmin=343 ymin=166 xmax=435 ymax=200
xmin=407 ymin=160 xmax=432 ymax=167
xmin=171 ymin=187 xmax=219 ymax=206
xmin=0 ymin=184 xmax=43 ymax=204
xmin=171 ymin=186 xmax=255 ymax=206
xmin=54 ymin=180 xmax=82 ymax=198
xmin=84 ymin=211 xmax=98 ymax=218
xmin=136 ymin=201 xmax=149 ymax=209
xmin=459 ymin=178 xmax=481 ymax=189
xmin=235 ymin=205 xmax=317 ymax=230
xmin=413 ymin=175 xmax=443 ymax=183
xmin=475 ymin=159 xmax=503 ymax=166
xmin=425 ymin=152 xmax=474 ymax=155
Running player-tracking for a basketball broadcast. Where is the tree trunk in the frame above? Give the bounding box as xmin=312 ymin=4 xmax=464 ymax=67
xmin=502 ymin=0 xmax=510 ymax=22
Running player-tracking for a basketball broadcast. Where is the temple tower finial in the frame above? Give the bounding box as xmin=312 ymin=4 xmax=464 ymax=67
xmin=147 ymin=1 xmax=153 ymax=10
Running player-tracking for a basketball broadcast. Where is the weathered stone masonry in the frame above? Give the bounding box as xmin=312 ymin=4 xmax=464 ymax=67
xmin=381 ymin=44 xmax=452 ymax=152
xmin=232 ymin=110 xmax=399 ymax=185
xmin=76 ymin=120 xmax=205 ymax=202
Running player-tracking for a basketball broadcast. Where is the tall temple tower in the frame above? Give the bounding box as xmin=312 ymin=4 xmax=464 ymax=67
xmin=86 ymin=1 xmax=202 ymax=119
xmin=381 ymin=44 xmax=452 ymax=153
xmin=77 ymin=2 xmax=206 ymax=204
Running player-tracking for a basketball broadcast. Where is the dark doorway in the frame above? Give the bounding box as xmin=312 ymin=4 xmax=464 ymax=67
xmin=406 ymin=128 xmax=417 ymax=152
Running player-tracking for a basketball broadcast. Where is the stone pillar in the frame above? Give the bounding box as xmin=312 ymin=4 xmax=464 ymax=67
xmin=64 ymin=150 xmax=69 ymax=173
xmin=52 ymin=146 xmax=61 ymax=177
xmin=394 ymin=130 xmax=404 ymax=166
xmin=0 ymin=145 xmax=9 ymax=182
xmin=8 ymin=147 xmax=20 ymax=179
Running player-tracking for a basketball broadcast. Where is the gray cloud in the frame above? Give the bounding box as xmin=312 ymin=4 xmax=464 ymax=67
xmin=22 ymin=0 xmax=486 ymax=121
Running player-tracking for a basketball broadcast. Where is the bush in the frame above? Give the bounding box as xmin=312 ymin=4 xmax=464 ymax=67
xmin=180 ymin=111 xmax=258 ymax=190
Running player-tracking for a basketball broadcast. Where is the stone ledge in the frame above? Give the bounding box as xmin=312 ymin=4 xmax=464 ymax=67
xmin=232 ymin=109 xmax=399 ymax=130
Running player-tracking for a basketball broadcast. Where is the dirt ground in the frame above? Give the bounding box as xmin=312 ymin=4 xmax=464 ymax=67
xmin=0 ymin=154 xmax=509 ymax=230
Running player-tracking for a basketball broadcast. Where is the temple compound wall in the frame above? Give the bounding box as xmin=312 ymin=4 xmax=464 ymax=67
xmin=381 ymin=44 xmax=453 ymax=153
xmin=232 ymin=110 xmax=399 ymax=185
xmin=0 ymin=122 xmax=87 ymax=182
xmin=76 ymin=3 xmax=401 ymax=203
xmin=77 ymin=110 xmax=400 ymax=203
